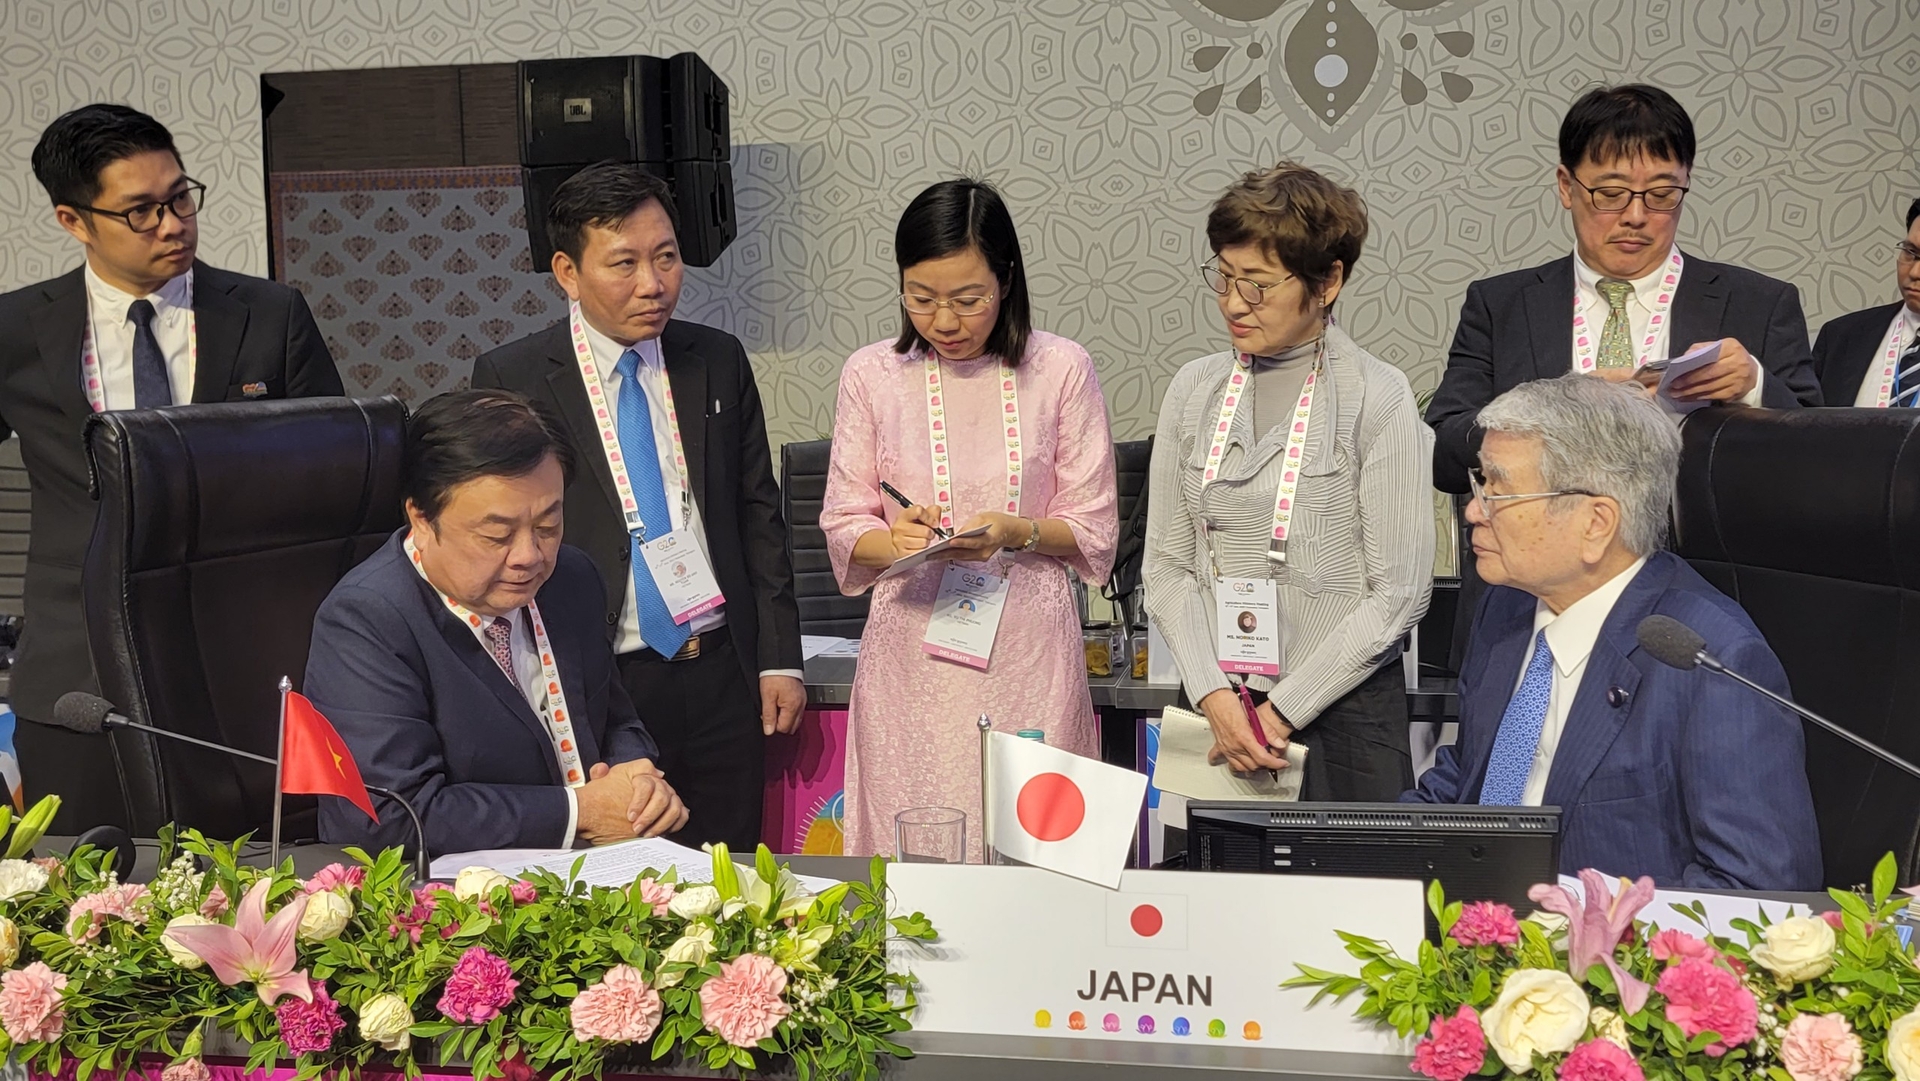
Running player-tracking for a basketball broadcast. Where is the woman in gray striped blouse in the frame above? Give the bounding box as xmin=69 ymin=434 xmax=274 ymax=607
xmin=1143 ymin=163 xmax=1435 ymax=801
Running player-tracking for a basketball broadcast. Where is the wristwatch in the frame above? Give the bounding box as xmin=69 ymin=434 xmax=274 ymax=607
xmin=1017 ymin=517 xmax=1041 ymax=552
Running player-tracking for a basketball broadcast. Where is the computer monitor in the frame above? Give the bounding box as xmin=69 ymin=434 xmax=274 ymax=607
xmin=1184 ymin=802 xmax=1561 ymax=938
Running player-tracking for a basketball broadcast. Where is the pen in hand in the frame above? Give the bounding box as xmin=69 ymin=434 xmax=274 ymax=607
xmin=1235 ymin=681 xmax=1281 ymax=782
xmin=879 ymin=480 xmax=952 ymax=539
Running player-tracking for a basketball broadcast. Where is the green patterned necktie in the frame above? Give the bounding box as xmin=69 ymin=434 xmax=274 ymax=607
xmin=1596 ymin=279 xmax=1636 ymax=370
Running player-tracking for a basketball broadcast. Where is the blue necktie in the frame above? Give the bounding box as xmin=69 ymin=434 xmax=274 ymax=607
xmin=614 ymin=349 xmax=692 ymax=659
xmin=127 ymin=299 xmax=172 ymax=407
xmin=1893 ymin=332 xmax=1920 ymax=408
xmin=1480 ymin=630 xmax=1554 ymax=806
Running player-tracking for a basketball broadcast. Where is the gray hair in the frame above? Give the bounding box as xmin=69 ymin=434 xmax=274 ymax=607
xmin=1477 ymin=374 xmax=1679 ymax=556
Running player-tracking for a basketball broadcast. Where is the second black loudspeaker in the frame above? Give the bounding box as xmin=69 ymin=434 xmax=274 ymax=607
xmin=521 ymin=162 xmax=734 ymax=270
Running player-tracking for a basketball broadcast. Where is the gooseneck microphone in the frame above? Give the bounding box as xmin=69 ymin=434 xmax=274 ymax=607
xmin=53 ymin=691 xmax=432 ymax=881
xmin=1635 ymin=614 xmax=1920 ymax=781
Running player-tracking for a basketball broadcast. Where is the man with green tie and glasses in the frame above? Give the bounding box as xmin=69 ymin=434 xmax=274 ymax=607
xmin=1425 ymin=84 xmax=1821 ymax=496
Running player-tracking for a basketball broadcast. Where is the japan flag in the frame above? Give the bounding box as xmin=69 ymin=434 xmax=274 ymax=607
xmin=1105 ymin=891 xmax=1189 ymax=950
xmin=987 ymin=731 xmax=1148 ymax=888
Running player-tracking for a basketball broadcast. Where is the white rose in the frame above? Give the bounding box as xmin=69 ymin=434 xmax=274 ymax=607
xmin=667 ymin=884 xmax=721 ymax=919
xmin=452 ymin=866 xmax=512 ymax=901
xmin=1588 ymin=1006 xmax=1628 ymax=1049
xmin=357 ymin=992 xmax=415 ymax=1053
xmin=656 ymin=924 xmax=717 ymax=986
xmin=0 ymin=915 xmax=19 ymax=968
xmin=1525 ymin=910 xmax=1569 ymax=937
xmin=0 ymin=859 xmax=49 ymax=903
xmin=161 ymin=914 xmax=215 ymax=968
xmin=1750 ymin=915 xmax=1836 ymax=983
xmin=1891 ymin=1008 xmax=1920 ymax=1081
xmin=1483 ymin=968 xmax=1590 ymax=1073
xmin=297 ymin=888 xmax=352 ymax=942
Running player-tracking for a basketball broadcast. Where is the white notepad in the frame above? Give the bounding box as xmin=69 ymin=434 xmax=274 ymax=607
xmin=1153 ymin=705 xmax=1307 ymax=802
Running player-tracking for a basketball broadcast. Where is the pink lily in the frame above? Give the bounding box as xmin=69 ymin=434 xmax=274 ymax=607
xmin=1528 ymin=869 xmax=1656 ymax=1015
xmin=164 ymin=880 xmax=313 ymax=1006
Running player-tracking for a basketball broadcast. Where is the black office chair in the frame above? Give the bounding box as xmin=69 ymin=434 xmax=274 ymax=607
xmin=781 ymin=438 xmax=871 ymax=638
xmin=1674 ymin=406 xmax=1920 ymax=886
xmin=82 ymin=397 xmax=408 ymax=839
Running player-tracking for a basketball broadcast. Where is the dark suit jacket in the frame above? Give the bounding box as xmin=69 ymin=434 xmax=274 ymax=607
xmin=1404 ymin=551 xmax=1823 ymax=890
xmin=305 ymin=532 xmax=659 ymax=855
xmin=471 ymin=319 xmax=802 ymax=685
xmin=1811 ymin=301 xmax=1908 ymax=406
xmin=1425 ymin=254 xmax=1823 ymax=492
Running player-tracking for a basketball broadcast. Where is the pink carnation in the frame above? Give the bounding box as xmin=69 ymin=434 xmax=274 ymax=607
xmin=389 ymin=885 xmax=458 ymax=944
xmin=699 ymin=953 xmax=791 ymax=1048
xmin=638 ymin=876 xmax=674 ymax=917
xmin=1558 ymin=1038 xmax=1646 ymax=1081
xmin=1655 ymin=958 xmax=1757 ymax=1056
xmin=1819 ymin=910 xmax=1845 ymax=932
xmin=66 ymin=882 xmax=149 ymax=943
xmin=303 ymin=863 xmax=365 ymax=894
xmin=0 ymin=962 xmax=68 ymax=1043
xmin=275 ymin=978 xmax=345 ymax=1055
xmin=510 ymin=880 xmax=538 ymax=905
xmin=199 ymin=884 xmax=229 ymax=918
xmin=160 ymin=1059 xmax=211 ymax=1081
xmin=1410 ymin=1005 xmax=1486 ymax=1081
xmin=438 ymin=947 xmax=519 ymax=1024
xmin=1648 ymin=929 xmax=1717 ymax=964
xmin=1779 ymin=1013 xmax=1864 ymax=1081
xmin=1449 ymin=902 xmax=1520 ymax=948
xmin=570 ymin=964 xmax=665 ymax=1042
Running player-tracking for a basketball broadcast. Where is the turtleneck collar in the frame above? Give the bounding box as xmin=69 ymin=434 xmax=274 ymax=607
xmin=1250 ymin=331 xmax=1322 ymax=368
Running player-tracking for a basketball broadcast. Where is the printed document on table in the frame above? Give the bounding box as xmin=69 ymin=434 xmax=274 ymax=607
xmin=436 ymin=836 xmax=841 ymax=893
xmin=802 ymin=635 xmax=849 ymax=659
xmin=876 ymin=524 xmax=993 ymax=581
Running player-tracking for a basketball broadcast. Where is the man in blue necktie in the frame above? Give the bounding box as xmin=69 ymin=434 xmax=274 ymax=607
xmin=472 ymin=164 xmax=804 ymax=849
xmin=1403 ymin=374 xmax=1821 ymax=890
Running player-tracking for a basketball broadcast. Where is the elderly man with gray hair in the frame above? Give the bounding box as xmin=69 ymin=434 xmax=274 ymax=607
xmin=1405 ymin=374 xmax=1821 ymax=889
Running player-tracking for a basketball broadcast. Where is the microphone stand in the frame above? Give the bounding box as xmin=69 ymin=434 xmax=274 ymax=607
xmin=103 ymin=714 xmax=432 ymax=883
xmin=1693 ymin=651 xmax=1920 ymax=781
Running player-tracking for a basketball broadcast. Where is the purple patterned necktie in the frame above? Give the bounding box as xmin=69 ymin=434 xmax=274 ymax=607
xmin=483 ymin=616 xmax=519 ymax=691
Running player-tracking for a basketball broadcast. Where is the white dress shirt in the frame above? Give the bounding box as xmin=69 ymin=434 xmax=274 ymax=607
xmin=407 ymin=554 xmax=579 ymax=846
xmin=84 ymin=262 xmax=195 ymax=408
xmin=1512 ymin=556 xmax=1648 ymax=806
xmin=1571 ymin=248 xmax=1765 ymax=408
xmin=1852 ymin=307 xmax=1920 ymax=407
xmin=578 ymin=319 xmax=802 ymax=681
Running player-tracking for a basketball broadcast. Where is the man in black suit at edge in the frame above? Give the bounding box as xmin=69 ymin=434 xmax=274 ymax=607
xmin=0 ymin=104 xmax=343 ymax=832
xmin=1426 ymin=83 xmax=1822 ymax=495
xmin=472 ymin=162 xmax=803 ymax=850
xmin=1811 ymin=198 xmax=1920 ymax=407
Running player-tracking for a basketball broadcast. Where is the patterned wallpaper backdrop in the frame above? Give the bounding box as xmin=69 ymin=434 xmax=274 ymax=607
xmin=0 ymin=0 xmax=1916 ymax=445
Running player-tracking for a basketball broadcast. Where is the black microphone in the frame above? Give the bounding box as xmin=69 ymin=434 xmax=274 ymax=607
xmin=52 ymin=691 xmax=432 ymax=881
xmin=1635 ymin=615 xmax=1920 ymax=781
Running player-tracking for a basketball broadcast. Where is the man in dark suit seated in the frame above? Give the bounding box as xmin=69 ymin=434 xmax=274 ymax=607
xmin=472 ymin=163 xmax=804 ymax=850
xmin=1811 ymin=197 xmax=1920 ymax=406
xmin=305 ymin=390 xmax=688 ymax=856
xmin=1425 ymin=84 xmax=1821 ymax=495
xmin=0 ymin=104 xmax=343 ymax=832
xmin=1404 ymin=374 xmax=1821 ymax=890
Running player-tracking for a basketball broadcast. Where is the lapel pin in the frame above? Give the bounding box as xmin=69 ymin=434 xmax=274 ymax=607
xmin=1607 ymin=686 xmax=1630 ymax=708
xmin=241 ymin=381 xmax=269 ymax=398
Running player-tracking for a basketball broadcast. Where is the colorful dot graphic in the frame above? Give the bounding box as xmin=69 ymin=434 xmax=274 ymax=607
xmin=1102 ymin=1013 xmax=1121 ymax=1033
xmin=1173 ymin=1017 xmax=1191 ymax=1036
xmin=1208 ymin=1019 xmax=1226 ymax=1038
xmin=1068 ymin=1011 xmax=1086 ymax=1031
xmin=1243 ymin=1021 xmax=1263 ymax=1041
xmin=1137 ymin=1016 xmax=1156 ymax=1034
xmin=1034 ymin=1009 xmax=1051 ymax=1029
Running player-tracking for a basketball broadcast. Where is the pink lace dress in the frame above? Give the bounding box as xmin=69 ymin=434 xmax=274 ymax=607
xmin=820 ymin=331 xmax=1118 ymax=860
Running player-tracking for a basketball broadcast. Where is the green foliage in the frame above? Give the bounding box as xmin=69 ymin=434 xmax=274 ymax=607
xmin=0 ymin=798 xmax=933 ymax=1081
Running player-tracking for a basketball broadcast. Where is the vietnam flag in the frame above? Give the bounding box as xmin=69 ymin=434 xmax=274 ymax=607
xmin=281 ymin=691 xmax=379 ymax=823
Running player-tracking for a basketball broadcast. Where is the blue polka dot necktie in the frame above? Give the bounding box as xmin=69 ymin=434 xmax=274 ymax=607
xmin=1480 ymin=630 xmax=1554 ymax=806
xmin=614 ymin=349 xmax=692 ymax=659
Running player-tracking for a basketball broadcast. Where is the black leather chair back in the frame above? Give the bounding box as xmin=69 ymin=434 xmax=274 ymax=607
xmin=83 ymin=397 xmax=408 ymax=839
xmin=1674 ymin=407 xmax=1920 ymax=886
xmin=781 ymin=438 xmax=870 ymax=638
xmin=1105 ymin=438 xmax=1152 ymax=620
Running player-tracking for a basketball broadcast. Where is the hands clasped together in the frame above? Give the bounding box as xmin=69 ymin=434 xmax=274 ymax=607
xmin=575 ymin=758 xmax=690 ymax=844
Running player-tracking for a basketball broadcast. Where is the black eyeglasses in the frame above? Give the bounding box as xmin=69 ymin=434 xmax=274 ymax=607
xmin=1569 ymin=175 xmax=1688 ymax=214
xmin=73 ymin=182 xmax=206 ymax=234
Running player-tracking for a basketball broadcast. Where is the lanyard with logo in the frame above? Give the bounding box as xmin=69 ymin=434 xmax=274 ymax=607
xmin=1201 ymin=349 xmax=1318 ymax=565
xmin=569 ymin=302 xmax=725 ymax=624
xmin=81 ymin=309 xmax=198 ymax=413
xmin=919 ymin=351 xmax=1021 ymax=668
xmin=1871 ymin=308 xmax=1918 ymax=408
xmin=1571 ymin=248 xmax=1684 ymax=374
xmin=404 ymin=533 xmax=585 ymax=787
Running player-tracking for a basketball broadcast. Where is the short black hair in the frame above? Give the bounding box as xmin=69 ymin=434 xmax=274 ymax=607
xmin=404 ymin=390 xmax=576 ymax=523
xmin=1559 ymin=85 xmax=1695 ymax=172
xmin=546 ymin=161 xmax=679 ymax=264
xmin=892 ymin=179 xmax=1033 ymax=366
xmin=1907 ymin=197 xmax=1919 ymax=230
xmin=31 ymin=104 xmax=182 ymax=210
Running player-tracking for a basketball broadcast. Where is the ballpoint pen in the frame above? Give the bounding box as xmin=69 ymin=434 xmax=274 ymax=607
xmin=879 ymin=480 xmax=952 ymax=538
xmin=1235 ymin=680 xmax=1281 ymax=782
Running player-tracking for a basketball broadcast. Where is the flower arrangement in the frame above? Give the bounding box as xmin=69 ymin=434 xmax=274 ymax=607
xmin=0 ymin=796 xmax=935 ymax=1081
xmin=1286 ymin=855 xmax=1920 ymax=1081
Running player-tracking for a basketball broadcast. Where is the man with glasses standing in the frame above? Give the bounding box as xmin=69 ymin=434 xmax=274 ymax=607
xmin=0 ymin=104 xmax=343 ymax=831
xmin=1426 ymin=84 xmax=1821 ymax=494
xmin=1810 ymin=198 xmax=1920 ymax=407
xmin=1405 ymin=375 xmax=1820 ymax=890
